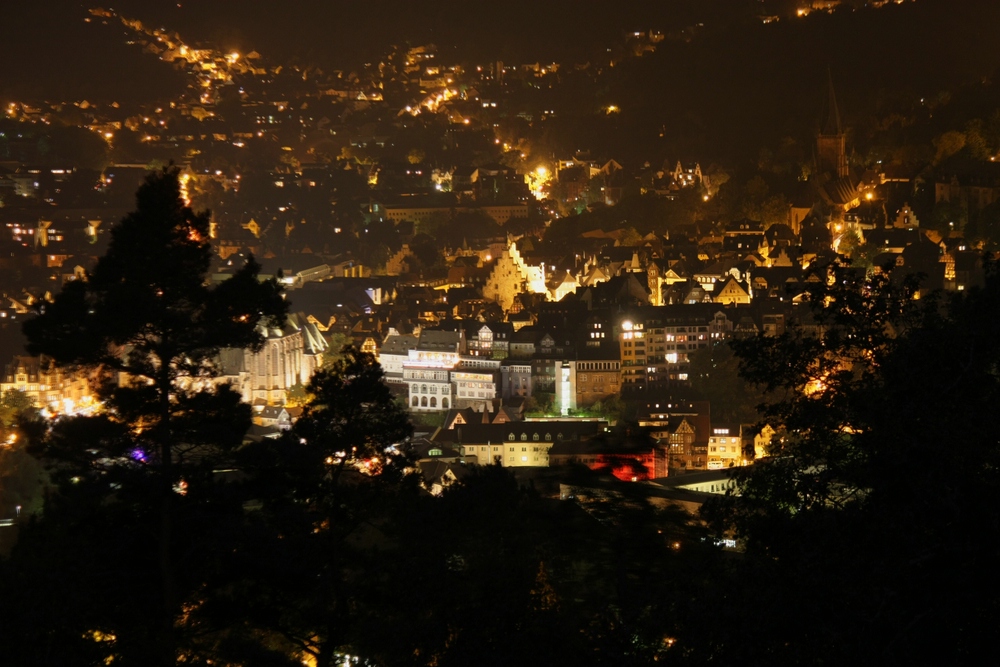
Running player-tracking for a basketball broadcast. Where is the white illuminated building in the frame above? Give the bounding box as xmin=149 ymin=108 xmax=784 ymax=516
xmin=400 ymin=330 xmax=500 ymax=412
xmin=404 ymin=330 xmax=462 ymax=412
xmin=376 ymin=332 xmax=419 ymax=385
xmin=558 ymin=362 xmax=572 ymax=416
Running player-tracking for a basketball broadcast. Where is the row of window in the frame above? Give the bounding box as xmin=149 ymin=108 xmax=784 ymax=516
xmin=507 ymin=432 xmax=556 ymax=441
xmin=577 ymin=362 xmax=619 ymax=371
xmin=577 ymin=375 xmax=619 ymax=383
xmin=411 ymin=383 xmax=450 ymax=395
xmin=411 ymin=396 xmax=450 ymax=409
xmin=404 ymin=371 xmax=449 ymax=381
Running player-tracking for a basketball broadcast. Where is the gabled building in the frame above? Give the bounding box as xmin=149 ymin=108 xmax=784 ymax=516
xmin=713 ymin=275 xmax=752 ymax=305
xmin=482 ymin=240 xmax=547 ymax=312
xmin=637 ymin=399 xmax=712 ymax=475
xmin=707 ymin=424 xmax=747 ymax=469
xmin=1 ymin=355 xmax=94 ymax=413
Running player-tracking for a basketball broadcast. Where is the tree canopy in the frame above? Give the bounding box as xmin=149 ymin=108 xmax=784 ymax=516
xmin=698 ymin=259 xmax=1000 ymax=665
xmin=15 ymin=168 xmax=287 ymax=666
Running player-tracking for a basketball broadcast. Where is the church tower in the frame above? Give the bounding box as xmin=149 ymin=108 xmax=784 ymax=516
xmin=817 ymin=71 xmax=849 ymax=179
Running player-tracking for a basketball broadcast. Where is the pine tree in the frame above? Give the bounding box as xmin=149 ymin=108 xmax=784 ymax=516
xmin=19 ymin=168 xmax=287 ymax=666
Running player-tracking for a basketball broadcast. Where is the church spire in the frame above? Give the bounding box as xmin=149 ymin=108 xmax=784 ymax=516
xmin=822 ymin=68 xmax=842 ymax=137
xmin=817 ymin=68 xmax=849 ymax=179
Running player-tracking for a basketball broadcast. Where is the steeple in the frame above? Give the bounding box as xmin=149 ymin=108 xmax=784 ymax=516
xmin=816 ymin=68 xmax=849 ymax=178
xmin=822 ymin=68 xmax=842 ymax=137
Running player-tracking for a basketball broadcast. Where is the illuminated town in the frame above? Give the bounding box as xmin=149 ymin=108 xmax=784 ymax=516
xmin=0 ymin=0 xmax=997 ymax=664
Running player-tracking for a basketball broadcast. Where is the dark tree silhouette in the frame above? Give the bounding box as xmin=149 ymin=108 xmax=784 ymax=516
xmin=698 ymin=259 xmax=1000 ymax=665
xmin=17 ymin=168 xmax=286 ymax=666
xmin=200 ymin=348 xmax=414 ymax=667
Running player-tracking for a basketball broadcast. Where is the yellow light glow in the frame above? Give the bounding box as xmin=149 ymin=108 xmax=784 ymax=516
xmin=178 ymin=172 xmax=192 ymax=205
xmin=525 ymin=165 xmax=553 ymax=200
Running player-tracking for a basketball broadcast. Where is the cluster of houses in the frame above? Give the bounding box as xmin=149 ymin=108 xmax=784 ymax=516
xmin=3 ymin=63 xmax=996 ymax=489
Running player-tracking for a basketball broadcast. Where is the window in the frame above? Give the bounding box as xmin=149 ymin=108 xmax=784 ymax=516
xmin=430 ymin=397 xmax=437 ymax=408
xmin=421 ymin=384 xmax=427 ymax=394
xmin=521 ymin=433 xmax=528 ymax=441
xmin=442 ymin=398 xmax=449 ymax=409
xmin=508 ymin=433 xmax=515 ymax=441
xmin=412 ymin=396 xmax=419 ymax=406
xmin=533 ymin=433 xmax=539 ymax=441
xmin=420 ymin=396 xmax=428 ymax=407
xmin=522 ymin=447 xmax=527 ymax=452
xmin=545 ymin=433 xmax=552 ymax=441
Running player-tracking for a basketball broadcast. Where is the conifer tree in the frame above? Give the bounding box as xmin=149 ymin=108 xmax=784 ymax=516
xmin=19 ymin=168 xmax=286 ymax=666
